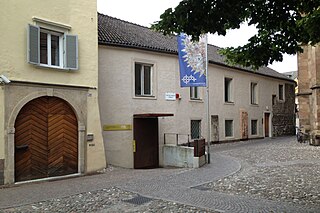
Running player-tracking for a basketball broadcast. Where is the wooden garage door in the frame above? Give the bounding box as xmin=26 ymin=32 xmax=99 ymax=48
xmin=15 ymin=97 xmax=78 ymax=182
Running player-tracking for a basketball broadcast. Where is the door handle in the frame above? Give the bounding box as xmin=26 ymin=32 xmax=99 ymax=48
xmin=15 ymin=144 xmax=29 ymax=150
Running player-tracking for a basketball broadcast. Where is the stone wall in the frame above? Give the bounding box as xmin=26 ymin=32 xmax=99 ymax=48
xmin=297 ymin=45 xmax=320 ymax=138
xmin=272 ymin=83 xmax=296 ymax=136
xmin=297 ymin=46 xmax=312 ymax=131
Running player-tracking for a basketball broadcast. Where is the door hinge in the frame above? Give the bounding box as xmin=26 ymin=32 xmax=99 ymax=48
xmin=133 ymin=140 xmax=136 ymax=153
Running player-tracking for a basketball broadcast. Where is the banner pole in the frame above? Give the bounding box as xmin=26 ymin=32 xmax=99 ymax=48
xmin=205 ymin=34 xmax=211 ymax=164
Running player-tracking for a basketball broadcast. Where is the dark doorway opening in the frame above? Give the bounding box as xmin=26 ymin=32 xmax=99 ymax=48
xmin=133 ymin=113 xmax=173 ymax=169
xmin=133 ymin=118 xmax=159 ymax=169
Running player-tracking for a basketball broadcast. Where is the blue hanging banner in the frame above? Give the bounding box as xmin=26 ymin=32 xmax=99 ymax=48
xmin=177 ymin=33 xmax=207 ymax=87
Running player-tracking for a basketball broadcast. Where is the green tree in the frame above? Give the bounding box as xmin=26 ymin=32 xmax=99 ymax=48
xmin=152 ymin=0 xmax=320 ymax=69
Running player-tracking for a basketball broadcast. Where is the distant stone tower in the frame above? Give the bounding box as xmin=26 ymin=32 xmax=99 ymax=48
xmin=298 ymin=45 xmax=320 ymax=143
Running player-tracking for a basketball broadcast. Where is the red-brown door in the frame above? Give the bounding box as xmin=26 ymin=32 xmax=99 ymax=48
xmin=15 ymin=97 xmax=78 ymax=182
xmin=240 ymin=111 xmax=248 ymax=140
xmin=133 ymin=118 xmax=159 ymax=169
xmin=264 ymin=113 xmax=270 ymax=137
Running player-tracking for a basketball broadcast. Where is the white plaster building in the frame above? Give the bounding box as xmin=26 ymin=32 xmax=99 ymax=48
xmin=98 ymin=14 xmax=296 ymax=169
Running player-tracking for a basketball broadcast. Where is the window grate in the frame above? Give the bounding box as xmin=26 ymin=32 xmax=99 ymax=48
xmin=123 ymin=195 xmax=153 ymax=205
xmin=251 ymin=119 xmax=258 ymax=135
xmin=225 ymin=120 xmax=233 ymax=137
xmin=191 ymin=120 xmax=201 ymax=139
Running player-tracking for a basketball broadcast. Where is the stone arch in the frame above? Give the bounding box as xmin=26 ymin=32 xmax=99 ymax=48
xmin=5 ymin=90 xmax=86 ymax=184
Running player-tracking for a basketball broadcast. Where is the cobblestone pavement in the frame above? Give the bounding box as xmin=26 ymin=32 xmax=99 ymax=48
xmin=1 ymin=136 xmax=320 ymax=212
xmin=1 ymin=187 xmax=217 ymax=213
xmin=204 ymin=137 xmax=320 ymax=209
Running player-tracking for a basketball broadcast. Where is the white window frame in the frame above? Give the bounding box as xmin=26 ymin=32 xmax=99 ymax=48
xmin=190 ymin=87 xmax=201 ymax=100
xmin=224 ymin=77 xmax=233 ymax=103
xmin=279 ymin=84 xmax=285 ymax=101
xmin=40 ymin=29 xmax=64 ymax=68
xmin=225 ymin=119 xmax=234 ymax=138
xmin=134 ymin=63 xmax=153 ymax=97
xmin=251 ymin=119 xmax=258 ymax=136
xmin=250 ymin=82 xmax=258 ymax=105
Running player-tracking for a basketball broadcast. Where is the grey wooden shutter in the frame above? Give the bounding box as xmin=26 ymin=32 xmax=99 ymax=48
xmin=64 ymin=35 xmax=78 ymax=70
xmin=27 ymin=24 xmax=40 ymax=64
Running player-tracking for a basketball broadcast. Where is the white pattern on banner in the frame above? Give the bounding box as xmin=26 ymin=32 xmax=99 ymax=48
xmin=181 ymin=75 xmax=197 ymax=84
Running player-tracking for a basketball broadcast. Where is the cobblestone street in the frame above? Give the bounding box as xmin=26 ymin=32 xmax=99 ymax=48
xmin=205 ymin=137 xmax=320 ymax=207
xmin=1 ymin=136 xmax=320 ymax=212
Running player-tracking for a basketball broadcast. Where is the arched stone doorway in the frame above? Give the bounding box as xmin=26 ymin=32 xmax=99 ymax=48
xmin=14 ymin=96 xmax=78 ymax=182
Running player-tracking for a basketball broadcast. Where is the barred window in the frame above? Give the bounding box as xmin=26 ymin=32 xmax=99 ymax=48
xmin=251 ymin=119 xmax=258 ymax=135
xmin=225 ymin=120 xmax=233 ymax=137
xmin=191 ymin=120 xmax=201 ymax=139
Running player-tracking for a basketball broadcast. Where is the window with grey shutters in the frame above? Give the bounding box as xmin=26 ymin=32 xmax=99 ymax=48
xmin=65 ymin=35 xmax=78 ymax=70
xmin=28 ymin=24 xmax=40 ymax=64
xmin=27 ymin=24 xmax=78 ymax=70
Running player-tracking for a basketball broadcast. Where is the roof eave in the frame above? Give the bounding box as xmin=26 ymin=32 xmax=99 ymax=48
xmin=98 ymin=41 xmax=294 ymax=83
xmin=98 ymin=41 xmax=177 ymax=55
xmin=208 ymin=60 xmax=295 ymax=83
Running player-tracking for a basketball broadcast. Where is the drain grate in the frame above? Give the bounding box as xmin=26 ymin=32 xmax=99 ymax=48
xmin=123 ymin=195 xmax=153 ymax=205
xmin=193 ymin=185 xmax=211 ymax=191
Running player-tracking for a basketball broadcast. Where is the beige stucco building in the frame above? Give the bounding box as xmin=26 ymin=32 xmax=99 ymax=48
xmin=0 ymin=1 xmax=106 ymax=185
xmin=98 ymin=14 xmax=296 ymax=169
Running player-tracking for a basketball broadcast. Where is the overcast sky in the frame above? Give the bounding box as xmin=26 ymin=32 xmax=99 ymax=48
xmin=97 ymin=0 xmax=298 ymax=73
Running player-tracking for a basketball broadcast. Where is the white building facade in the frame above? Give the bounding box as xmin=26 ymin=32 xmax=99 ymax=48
xmin=98 ymin=14 xmax=296 ymax=169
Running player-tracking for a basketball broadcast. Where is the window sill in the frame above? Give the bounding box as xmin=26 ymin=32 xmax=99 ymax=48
xmin=133 ymin=95 xmax=157 ymax=100
xmin=225 ymin=136 xmax=234 ymax=139
xmin=190 ymin=98 xmax=203 ymax=103
xmin=250 ymin=103 xmax=259 ymax=107
xmin=33 ymin=63 xmax=77 ymax=71
xmin=224 ymin=102 xmax=234 ymax=105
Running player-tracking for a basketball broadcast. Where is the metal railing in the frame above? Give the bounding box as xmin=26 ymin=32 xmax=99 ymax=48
xmin=163 ymin=133 xmax=192 ymax=146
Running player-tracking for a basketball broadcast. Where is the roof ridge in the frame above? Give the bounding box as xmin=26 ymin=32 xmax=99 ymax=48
xmin=97 ymin=13 xmax=293 ymax=82
xmin=98 ymin=13 xmax=225 ymax=50
xmin=98 ymin=12 xmax=151 ymax=29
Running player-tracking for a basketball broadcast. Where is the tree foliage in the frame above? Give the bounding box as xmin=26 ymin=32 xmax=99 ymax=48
xmin=152 ymin=0 xmax=320 ymax=69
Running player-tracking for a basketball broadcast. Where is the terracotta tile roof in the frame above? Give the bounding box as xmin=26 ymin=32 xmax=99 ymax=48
xmin=98 ymin=13 xmax=294 ymax=82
